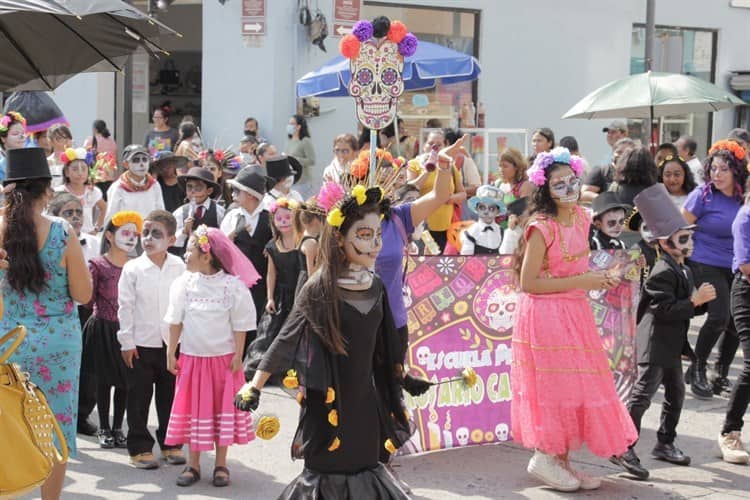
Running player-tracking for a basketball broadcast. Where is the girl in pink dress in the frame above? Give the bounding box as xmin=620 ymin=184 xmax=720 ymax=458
xmin=164 ymin=225 xmax=261 ymax=488
xmin=512 ymin=147 xmax=638 ymax=492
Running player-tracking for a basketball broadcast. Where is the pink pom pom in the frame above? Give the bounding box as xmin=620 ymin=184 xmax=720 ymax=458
xmin=339 ymin=34 xmax=361 ymax=59
xmin=317 ymin=181 xmax=345 ymax=211
xmin=387 ymin=21 xmax=408 ymax=43
xmin=569 ymin=156 xmax=585 ymax=177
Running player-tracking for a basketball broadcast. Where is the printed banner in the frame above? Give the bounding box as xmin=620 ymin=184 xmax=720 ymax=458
xmin=400 ymin=251 xmax=640 ymax=454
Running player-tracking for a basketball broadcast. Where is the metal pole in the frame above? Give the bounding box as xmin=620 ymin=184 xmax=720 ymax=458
xmin=393 ymin=115 xmax=401 ymax=157
xmin=644 ymin=0 xmax=655 ymax=72
xmin=369 ymin=128 xmax=377 ymax=187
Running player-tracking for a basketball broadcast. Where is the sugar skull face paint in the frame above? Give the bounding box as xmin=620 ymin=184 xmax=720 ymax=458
xmin=273 ymin=207 xmax=293 ymax=233
xmin=59 ymin=200 xmax=83 ymax=234
xmin=141 ymin=221 xmax=169 ymax=255
xmin=475 ymin=202 xmax=500 ymax=225
xmin=665 ymin=229 xmax=694 ymax=258
xmin=343 ymin=212 xmax=383 ymax=270
xmin=114 ymin=223 xmax=139 ymax=253
xmin=128 ymin=154 xmax=150 ymax=177
xmin=549 ymin=173 xmax=581 ymax=204
xmin=597 ymin=208 xmax=626 ymax=238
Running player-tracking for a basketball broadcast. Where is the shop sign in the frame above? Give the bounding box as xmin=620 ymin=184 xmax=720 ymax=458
xmin=332 ymin=0 xmax=360 ymax=37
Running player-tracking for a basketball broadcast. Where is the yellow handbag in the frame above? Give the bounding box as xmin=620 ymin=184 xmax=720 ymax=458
xmin=0 ymin=326 xmax=69 ymax=499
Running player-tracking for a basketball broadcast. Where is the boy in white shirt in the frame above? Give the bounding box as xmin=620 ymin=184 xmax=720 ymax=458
xmin=117 ymin=210 xmax=186 ymax=469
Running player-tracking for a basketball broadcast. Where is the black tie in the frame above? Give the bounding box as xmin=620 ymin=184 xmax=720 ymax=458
xmin=80 ymin=239 xmax=86 ymax=245
xmin=482 ymin=226 xmax=493 ymax=232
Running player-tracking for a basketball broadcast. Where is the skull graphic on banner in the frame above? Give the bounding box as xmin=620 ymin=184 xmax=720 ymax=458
xmin=348 ymin=39 xmax=404 ymax=130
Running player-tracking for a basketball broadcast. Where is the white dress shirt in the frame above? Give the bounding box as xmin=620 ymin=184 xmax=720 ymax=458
xmin=687 ymin=157 xmax=704 ymax=185
xmin=80 ymin=232 xmax=101 ymax=263
xmin=261 ymin=188 xmax=304 ymax=211
xmin=105 ymin=178 xmax=165 ymax=222
xmin=172 ymin=198 xmax=226 ymax=248
xmin=220 ymin=204 xmax=265 ymax=237
xmin=117 ymin=253 xmax=186 ymax=351
xmin=460 ymin=221 xmax=503 ymax=255
xmin=164 ymin=270 xmax=256 ymax=357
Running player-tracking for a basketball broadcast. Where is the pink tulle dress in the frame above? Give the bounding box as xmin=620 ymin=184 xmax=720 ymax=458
xmin=511 ymin=205 xmax=637 ymax=457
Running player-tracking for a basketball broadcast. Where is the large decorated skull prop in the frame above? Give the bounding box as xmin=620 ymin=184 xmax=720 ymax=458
xmin=349 ymin=40 xmax=404 ymax=130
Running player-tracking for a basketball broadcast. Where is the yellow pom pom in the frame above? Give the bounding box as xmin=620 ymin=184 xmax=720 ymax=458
xmin=407 ymin=159 xmax=422 ymax=174
xmin=282 ymin=369 xmax=299 ymax=389
xmin=111 ymin=211 xmax=144 ymax=234
xmin=327 ymin=208 xmax=345 ymax=228
xmin=384 ymin=439 xmax=397 ymax=454
xmin=461 ymin=366 xmax=478 ymax=388
xmin=64 ymin=147 xmax=77 ymax=162
xmin=255 ymin=414 xmax=280 ymax=440
xmin=352 ymin=184 xmax=367 ymax=206
xmin=328 ymin=409 xmax=338 ymax=427
xmin=325 ymin=387 xmax=336 ymax=404
xmin=328 ymin=437 xmax=341 ymax=452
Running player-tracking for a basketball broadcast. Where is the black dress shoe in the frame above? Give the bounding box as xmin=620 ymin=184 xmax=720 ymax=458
xmin=112 ymin=429 xmax=127 ymax=448
xmin=77 ymin=418 xmax=98 ymax=436
xmin=712 ymin=376 xmax=733 ymax=397
xmin=652 ymin=442 xmax=691 ymax=465
xmin=684 ymin=363 xmax=695 ymax=385
xmin=609 ymin=448 xmax=650 ymax=480
xmin=97 ymin=429 xmax=115 ymax=449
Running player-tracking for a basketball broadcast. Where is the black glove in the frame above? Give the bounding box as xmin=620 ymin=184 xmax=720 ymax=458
xmin=234 ymin=385 xmax=260 ymax=412
xmin=402 ymin=374 xmax=432 ymax=396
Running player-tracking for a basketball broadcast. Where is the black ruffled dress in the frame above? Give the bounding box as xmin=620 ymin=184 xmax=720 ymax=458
xmin=258 ymin=277 xmax=411 ymax=500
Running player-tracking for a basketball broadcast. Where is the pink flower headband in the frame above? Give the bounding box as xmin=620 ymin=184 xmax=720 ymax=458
xmin=193 ymin=225 xmax=261 ymax=287
xmin=195 ymin=224 xmax=211 ymax=253
xmin=0 ymin=111 xmax=25 ymax=133
xmin=527 ymin=147 xmax=584 ymax=186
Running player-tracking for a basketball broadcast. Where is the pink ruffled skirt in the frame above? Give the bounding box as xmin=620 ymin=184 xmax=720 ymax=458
xmin=511 ymin=291 xmax=637 ymax=457
xmin=166 ymin=353 xmax=254 ymax=451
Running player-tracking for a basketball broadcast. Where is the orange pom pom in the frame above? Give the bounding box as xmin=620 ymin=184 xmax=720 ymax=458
xmin=350 ymin=158 xmax=369 ymax=180
xmin=339 ymin=34 xmax=361 ymax=59
xmin=387 ymin=21 xmax=408 ymax=43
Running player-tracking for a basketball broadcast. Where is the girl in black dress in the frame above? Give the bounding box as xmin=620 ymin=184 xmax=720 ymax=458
xmin=235 ymin=185 xmax=412 ymax=499
xmin=244 ymin=198 xmax=302 ymax=376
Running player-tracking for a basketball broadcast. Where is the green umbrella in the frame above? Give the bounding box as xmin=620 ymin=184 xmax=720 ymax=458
xmin=562 ymin=71 xmax=744 ymax=120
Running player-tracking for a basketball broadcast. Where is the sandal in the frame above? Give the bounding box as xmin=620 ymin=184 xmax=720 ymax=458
xmin=176 ymin=466 xmax=201 ymax=487
xmin=213 ymin=466 xmax=231 ymax=487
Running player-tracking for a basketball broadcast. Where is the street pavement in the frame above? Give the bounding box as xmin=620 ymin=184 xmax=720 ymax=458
xmin=22 ymin=323 xmax=750 ymax=500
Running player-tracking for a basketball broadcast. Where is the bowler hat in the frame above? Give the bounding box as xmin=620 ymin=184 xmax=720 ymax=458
xmin=266 ymin=155 xmax=296 ymax=182
xmin=591 ymin=192 xmax=631 ymax=219
xmin=633 ymin=184 xmax=695 ymax=239
xmin=4 ymin=147 xmax=51 ymax=185
xmin=227 ymin=167 xmax=266 ymax=201
xmin=178 ymin=167 xmax=221 ymax=198
xmin=468 ymin=185 xmax=507 ymax=215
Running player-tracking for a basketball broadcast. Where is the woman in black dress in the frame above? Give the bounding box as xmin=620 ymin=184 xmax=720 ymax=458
xmin=235 ymin=186 xmax=411 ymax=499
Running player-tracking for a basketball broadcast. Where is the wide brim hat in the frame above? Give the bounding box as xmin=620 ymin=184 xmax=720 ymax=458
xmin=226 ymin=167 xmax=266 ymax=201
xmin=266 ymin=155 xmax=295 ymax=182
xmin=633 ymin=183 xmax=696 ymax=239
xmin=468 ymin=185 xmax=507 ymax=215
xmin=591 ymin=192 xmax=631 ymax=219
xmin=506 ymin=196 xmax=528 ymax=217
xmin=178 ymin=167 xmax=221 ymax=199
xmin=4 ymin=147 xmax=51 ymax=185
xmin=3 ymin=91 xmax=68 ymax=134
xmin=151 ymin=151 xmax=189 ymax=170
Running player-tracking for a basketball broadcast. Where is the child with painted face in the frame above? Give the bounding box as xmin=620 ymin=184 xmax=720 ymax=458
xmin=261 ymin=155 xmax=304 ymax=211
xmin=117 ymin=210 xmax=186 ymax=470
xmin=512 ymin=147 xmax=637 ymax=492
xmin=171 ymin=167 xmax=226 ymax=256
xmin=164 ymin=225 xmax=259 ymax=487
xmin=243 ymin=198 xmax=303 ymax=377
xmin=82 ymin=211 xmax=142 ymax=449
xmin=221 ymin=168 xmax=273 ymax=350
xmin=235 ymin=185 xmax=413 ymax=499
xmin=589 ymin=192 xmax=631 ymax=250
xmin=460 ymin=185 xmax=506 ymax=255
xmin=611 ymin=184 xmax=716 ymax=479
xmin=48 ymin=191 xmax=101 ymax=263
xmin=105 ymin=145 xmax=164 ymax=222
xmin=55 ymin=147 xmax=107 ymax=235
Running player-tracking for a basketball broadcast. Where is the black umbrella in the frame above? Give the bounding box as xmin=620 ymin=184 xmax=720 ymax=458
xmin=0 ymin=0 xmax=179 ymax=91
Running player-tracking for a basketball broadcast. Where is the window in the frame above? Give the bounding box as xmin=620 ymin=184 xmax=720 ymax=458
xmin=630 ymin=25 xmax=717 ymax=155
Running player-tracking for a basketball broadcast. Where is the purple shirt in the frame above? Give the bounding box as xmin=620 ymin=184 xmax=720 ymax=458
xmin=684 ymin=186 xmax=741 ymax=269
xmin=732 ymin=205 xmax=750 ymax=274
xmin=375 ymin=203 xmax=414 ymax=329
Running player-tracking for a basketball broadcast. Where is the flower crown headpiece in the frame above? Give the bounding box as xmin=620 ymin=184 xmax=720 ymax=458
xmin=91 ymin=151 xmax=118 ymax=183
xmin=339 ymin=17 xmax=418 ymax=59
xmin=111 ymin=211 xmax=144 ymax=234
xmin=269 ymin=197 xmax=300 ymax=214
xmin=657 ymin=154 xmax=687 ymax=169
xmin=0 ymin=111 xmax=26 ymax=133
xmin=316 ymin=182 xmax=388 ymax=229
xmin=195 ymin=224 xmax=211 ymax=254
xmin=527 ymin=147 xmax=585 ymax=186
xmin=199 ymin=148 xmax=237 ymax=166
xmin=709 ymin=140 xmax=747 ymax=162
xmin=349 ymin=148 xmax=405 ymax=191
xmin=60 ymin=147 xmax=95 ymax=167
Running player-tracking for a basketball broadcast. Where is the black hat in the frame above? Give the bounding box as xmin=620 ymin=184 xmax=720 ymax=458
xmin=591 ymin=192 xmax=631 ymax=219
xmin=288 ymin=155 xmax=303 ymax=184
xmin=4 ymin=147 xmax=51 ymax=185
xmin=507 ymin=196 xmax=528 ymax=217
xmin=266 ymin=155 xmax=295 ymax=182
xmin=3 ymin=92 xmax=67 ymax=134
xmin=151 ymin=151 xmax=189 ymax=171
xmin=227 ymin=167 xmax=266 ymax=201
xmin=178 ymin=167 xmax=221 ymax=199
xmin=633 ymin=183 xmax=695 ymax=239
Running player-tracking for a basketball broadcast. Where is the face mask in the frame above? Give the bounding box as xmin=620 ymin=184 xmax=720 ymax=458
xmin=286 ymin=124 xmax=297 ymax=137
xmin=128 ymin=155 xmax=150 ymax=177
xmin=282 ymin=176 xmax=294 ymax=190
xmin=244 ymin=129 xmax=257 ymax=137
xmin=114 ymin=223 xmax=139 ymax=253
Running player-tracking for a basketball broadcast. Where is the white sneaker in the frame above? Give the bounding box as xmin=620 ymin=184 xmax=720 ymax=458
xmin=564 ymin=462 xmax=601 ymax=490
xmin=718 ymin=431 xmax=750 ymax=464
xmin=527 ymin=450 xmax=581 ymax=492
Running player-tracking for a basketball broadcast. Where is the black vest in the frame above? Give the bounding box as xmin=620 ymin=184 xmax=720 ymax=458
xmin=234 ymin=210 xmax=272 ymax=281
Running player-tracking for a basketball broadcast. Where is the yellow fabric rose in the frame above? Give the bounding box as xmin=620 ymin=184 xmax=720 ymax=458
xmin=255 ymin=415 xmax=280 ymax=440
xmin=384 ymin=439 xmax=397 ymax=454
xmin=327 ymin=208 xmax=345 ymax=227
xmin=328 ymin=437 xmax=341 ymax=452
xmin=328 ymin=409 xmax=338 ymax=427
xmin=282 ymin=369 xmax=299 ymax=389
xmin=325 ymin=387 xmax=336 ymax=404
xmin=352 ymin=184 xmax=367 ymax=205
